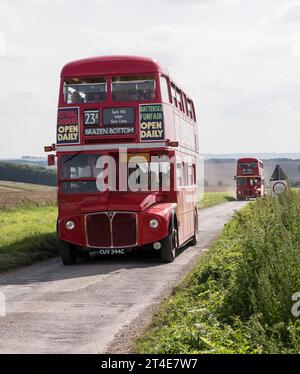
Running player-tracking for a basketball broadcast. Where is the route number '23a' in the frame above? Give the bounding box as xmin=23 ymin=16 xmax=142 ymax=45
xmin=84 ymin=110 xmax=100 ymax=126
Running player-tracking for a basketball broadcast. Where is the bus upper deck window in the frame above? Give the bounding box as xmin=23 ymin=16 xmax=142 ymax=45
xmin=160 ymin=76 xmax=171 ymax=103
xmin=171 ymin=84 xmax=177 ymax=107
xmin=176 ymin=89 xmax=183 ymax=112
xmin=64 ymin=77 xmax=107 ymax=104
xmin=112 ymin=76 xmax=156 ymax=102
xmin=182 ymin=93 xmax=188 ymax=114
xmin=187 ymin=99 xmax=193 ymax=119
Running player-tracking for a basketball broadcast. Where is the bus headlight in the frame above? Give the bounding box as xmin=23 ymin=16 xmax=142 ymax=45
xmin=149 ymin=219 xmax=159 ymax=229
xmin=66 ymin=220 xmax=75 ymax=230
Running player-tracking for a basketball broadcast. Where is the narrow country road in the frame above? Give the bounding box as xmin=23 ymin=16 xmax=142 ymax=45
xmin=0 ymin=201 xmax=246 ymax=354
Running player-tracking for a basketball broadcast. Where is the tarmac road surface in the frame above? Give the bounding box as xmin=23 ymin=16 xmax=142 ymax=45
xmin=0 ymin=201 xmax=246 ymax=353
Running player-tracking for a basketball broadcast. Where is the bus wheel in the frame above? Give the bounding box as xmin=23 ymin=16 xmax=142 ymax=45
xmin=191 ymin=210 xmax=198 ymax=246
xmin=59 ymin=240 xmax=78 ymax=265
xmin=161 ymin=224 xmax=178 ymax=263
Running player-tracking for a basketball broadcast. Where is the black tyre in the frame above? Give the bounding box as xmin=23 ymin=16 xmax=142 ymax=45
xmin=59 ymin=240 xmax=78 ymax=265
xmin=190 ymin=209 xmax=198 ymax=246
xmin=161 ymin=219 xmax=178 ymax=263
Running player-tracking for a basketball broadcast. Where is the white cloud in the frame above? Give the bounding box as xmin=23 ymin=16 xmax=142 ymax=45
xmin=0 ymin=0 xmax=299 ymax=157
xmin=0 ymin=32 xmax=6 ymax=56
xmin=262 ymin=1 xmax=300 ymax=24
xmin=291 ymin=32 xmax=300 ymax=56
xmin=0 ymin=0 xmax=20 ymax=31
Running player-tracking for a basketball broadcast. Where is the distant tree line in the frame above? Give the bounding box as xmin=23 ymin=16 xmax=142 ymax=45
xmin=0 ymin=162 xmax=57 ymax=186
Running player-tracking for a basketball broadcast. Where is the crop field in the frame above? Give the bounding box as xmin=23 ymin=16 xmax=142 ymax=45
xmin=0 ymin=181 xmax=56 ymax=209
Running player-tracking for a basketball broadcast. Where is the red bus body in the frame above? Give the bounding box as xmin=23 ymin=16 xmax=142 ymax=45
xmin=235 ymin=158 xmax=265 ymax=200
xmin=51 ymin=56 xmax=200 ymax=263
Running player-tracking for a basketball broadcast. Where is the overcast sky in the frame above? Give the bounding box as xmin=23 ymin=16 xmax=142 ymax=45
xmin=0 ymin=0 xmax=299 ymax=158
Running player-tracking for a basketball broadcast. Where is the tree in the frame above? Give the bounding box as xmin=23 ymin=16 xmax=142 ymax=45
xmin=0 ymin=162 xmax=57 ymax=186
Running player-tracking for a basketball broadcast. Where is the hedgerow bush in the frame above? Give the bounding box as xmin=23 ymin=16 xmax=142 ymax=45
xmin=136 ymin=191 xmax=300 ymax=353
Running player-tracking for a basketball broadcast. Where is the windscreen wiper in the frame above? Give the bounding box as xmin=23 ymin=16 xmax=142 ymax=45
xmin=63 ymin=152 xmax=81 ymax=164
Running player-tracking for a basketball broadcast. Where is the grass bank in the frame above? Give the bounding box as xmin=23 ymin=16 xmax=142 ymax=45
xmin=197 ymin=191 xmax=235 ymax=209
xmin=0 ymin=205 xmax=58 ymax=273
xmin=136 ymin=191 xmax=300 ymax=353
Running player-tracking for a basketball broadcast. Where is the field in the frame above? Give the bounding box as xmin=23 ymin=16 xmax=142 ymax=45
xmin=136 ymin=191 xmax=300 ymax=353
xmin=0 ymin=180 xmax=56 ymax=209
xmin=198 ymin=188 xmax=235 ymax=209
xmin=0 ymin=206 xmax=58 ymax=273
xmin=0 ymin=181 xmax=57 ymax=272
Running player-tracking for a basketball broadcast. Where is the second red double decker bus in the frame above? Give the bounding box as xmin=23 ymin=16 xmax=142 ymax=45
xmin=46 ymin=55 xmax=200 ymax=264
xmin=235 ymin=157 xmax=265 ymax=200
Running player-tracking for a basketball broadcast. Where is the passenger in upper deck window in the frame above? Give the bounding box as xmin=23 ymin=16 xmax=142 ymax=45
xmin=71 ymin=91 xmax=83 ymax=104
xmin=129 ymin=91 xmax=140 ymax=101
xmin=85 ymin=92 xmax=96 ymax=103
xmin=140 ymin=90 xmax=155 ymax=101
xmin=85 ymin=92 xmax=106 ymax=103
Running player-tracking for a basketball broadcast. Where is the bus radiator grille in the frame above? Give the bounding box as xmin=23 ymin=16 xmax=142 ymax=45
xmin=86 ymin=213 xmax=111 ymax=247
xmin=86 ymin=212 xmax=137 ymax=248
xmin=112 ymin=213 xmax=137 ymax=247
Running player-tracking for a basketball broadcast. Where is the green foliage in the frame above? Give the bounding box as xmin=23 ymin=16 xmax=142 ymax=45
xmin=0 ymin=205 xmax=58 ymax=272
xmin=0 ymin=162 xmax=57 ymax=186
xmin=136 ymin=191 xmax=300 ymax=353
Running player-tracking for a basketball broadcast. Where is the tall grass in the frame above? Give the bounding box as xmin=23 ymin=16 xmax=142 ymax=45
xmin=136 ymin=191 xmax=300 ymax=353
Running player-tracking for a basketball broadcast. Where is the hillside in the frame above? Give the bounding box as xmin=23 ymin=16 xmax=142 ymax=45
xmin=0 ymin=162 xmax=57 ymax=186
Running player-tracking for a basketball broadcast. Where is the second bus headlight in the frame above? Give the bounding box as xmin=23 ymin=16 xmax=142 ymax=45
xmin=149 ymin=219 xmax=159 ymax=229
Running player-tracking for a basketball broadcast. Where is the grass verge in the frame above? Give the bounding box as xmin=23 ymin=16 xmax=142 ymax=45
xmin=0 ymin=205 xmax=58 ymax=273
xmin=197 ymin=191 xmax=235 ymax=209
xmin=136 ymin=191 xmax=300 ymax=353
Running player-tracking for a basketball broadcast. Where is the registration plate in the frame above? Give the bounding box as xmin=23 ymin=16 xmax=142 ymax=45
xmin=97 ymin=249 xmax=126 ymax=255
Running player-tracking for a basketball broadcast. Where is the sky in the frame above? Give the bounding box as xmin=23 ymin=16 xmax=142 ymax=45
xmin=0 ymin=0 xmax=299 ymax=158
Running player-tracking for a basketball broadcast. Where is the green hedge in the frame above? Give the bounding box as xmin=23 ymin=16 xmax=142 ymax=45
xmin=136 ymin=191 xmax=300 ymax=353
xmin=0 ymin=162 xmax=57 ymax=186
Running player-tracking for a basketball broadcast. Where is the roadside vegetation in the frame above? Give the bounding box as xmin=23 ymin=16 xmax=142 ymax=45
xmin=136 ymin=190 xmax=300 ymax=353
xmin=0 ymin=181 xmax=57 ymax=273
xmin=198 ymin=190 xmax=235 ymax=209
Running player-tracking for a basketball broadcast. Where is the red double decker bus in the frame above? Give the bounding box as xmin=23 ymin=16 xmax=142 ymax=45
xmin=235 ymin=157 xmax=265 ymax=200
xmin=46 ymin=56 xmax=200 ymax=264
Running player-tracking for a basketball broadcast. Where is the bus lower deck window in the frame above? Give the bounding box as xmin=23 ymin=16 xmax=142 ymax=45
xmin=112 ymin=75 xmax=156 ymax=102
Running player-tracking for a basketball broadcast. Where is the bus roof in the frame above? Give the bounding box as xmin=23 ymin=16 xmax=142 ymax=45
xmin=61 ymin=55 xmax=169 ymax=78
xmin=237 ymin=157 xmax=263 ymax=164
